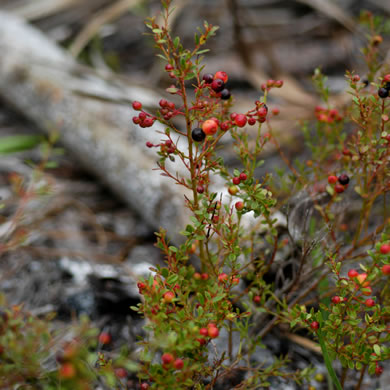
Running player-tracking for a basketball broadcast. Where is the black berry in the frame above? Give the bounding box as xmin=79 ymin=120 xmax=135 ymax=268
xmin=338 ymin=174 xmax=350 ymax=185
xmin=211 ymin=78 xmax=225 ymax=92
xmin=220 ymin=89 xmax=231 ymax=100
xmin=202 ymin=74 xmax=214 ymax=84
xmin=192 ymin=127 xmax=206 ymax=142
xmin=378 ymin=87 xmax=389 ymax=98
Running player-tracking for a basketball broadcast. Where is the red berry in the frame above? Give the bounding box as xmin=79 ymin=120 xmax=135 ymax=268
xmin=159 ymin=99 xmax=168 ymax=107
xmin=146 ymin=141 xmax=154 ymax=148
xmin=310 ymin=321 xmax=319 ymax=331
xmin=234 ymin=114 xmax=247 ymax=127
xmin=362 ymin=286 xmax=372 ymax=296
xmin=132 ymin=101 xmax=142 ymax=111
xmin=115 ymin=367 xmax=127 ymax=378
xmin=235 ymin=201 xmax=244 ymax=211
xmin=220 ymin=121 xmax=231 ymax=131
xmin=348 ymin=269 xmax=359 ymax=278
xmin=132 ymin=116 xmax=140 ymax=125
xmin=334 ymin=184 xmax=345 ymax=193
xmin=266 ymin=79 xmax=275 ymax=88
xmin=352 ymin=75 xmax=360 ymax=82
xmin=196 ymin=185 xmax=204 ymax=194
xmin=272 ymin=107 xmax=280 ymax=115
xmin=163 ymin=291 xmax=175 ymax=303
xmin=174 ymin=358 xmax=184 ymax=370
xmin=381 ymin=264 xmax=390 ymax=275
xmin=202 ymin=119 xmax=218 ymax=135
xmin=253 ymin=295 xmax=261 ymax=304
xmin=380 ymin=244 xmax=390 ymax=254
xmin=214 ymin=71 xmax=228 ymax=83
xmin=161 ymin=352 xmax=174 ymax=365
xmin=193 ymin=272 xmax=201 ymax=280
xmin=232 ymin=177 xmax=241 ymax=185
xmin=331 ymin=296 xmax=341 ymax=304
xmin=197 ymin=337 xmax=206 ymax=345
xmin=239 ymin=172 xmax=247 ymax=181
xmin=165 ymin=64 xmax=174 ymax=71
xmin=248 ymin=117 xmax=256 ymax=125
xmin=211 ymin=78 xmax=225 ymax=92
xmin=232 ymin=277 xmax=240 ymax=284
xmin=274 ymin=80 xmax=284 ymax=88
xmin=365 ymin=298 xmax=375 ymax=307
xmin=230 ymin=112 xmax=237 ymax=121
xmin=218 ymin=273 xmax=228 ymax=282
xmin=328 ymin=175 xmax=337 ymax=184
xmin=99 ymin=332 xmax=111 ymax=345
xmin=143 ymin=118 xmax=154 ymax=127
xmin=199 ymin=328 xmax=208 ymax=336
xmin=257 ymin=106 xmax=268 ymax=117
xmin=375 ymin=365 xmax=383 ymax=376
xmin=59 ymin=362 xmax=76 ymax=379
xmin=141 ymin=383 xmax=150 ymax=390
xmin=208 ymin=326 xmax=219 ymax=338
xmin=201 ymin=273 xmax=209 ymax=280
xmin=384 ymin=74 xmax=390 ymax=82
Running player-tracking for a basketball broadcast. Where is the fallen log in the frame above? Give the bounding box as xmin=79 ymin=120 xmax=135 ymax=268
xmin=0 ymin=11 xmax=190 ymax=241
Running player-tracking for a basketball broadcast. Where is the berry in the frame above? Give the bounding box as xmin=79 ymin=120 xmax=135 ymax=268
xmin=174 ymin=358 xmax=184 ymax=370
xmin=230 ymin=112 xmax=237 ymax=121
xmin=234 ymin=114 xmax=247 ymax=127
xmin=375 ymin=365 xmax=383 ymax=376
xmin=208 ymin=326 xmax=219 ymax=338
xmin=196 ymin=185 xmax=204 ymax=194
xmin=380 ymin=243 xmax=390 ymax=254
xmin=197 ymin=337 xmax=206 ymax=345
xmin=193 ymin=272 xmax=201 ymax=280
xmin=146 ymin=141 xmax=153 ymax=148
xmin=218 ymin=273 xmax=228 ymax=282
xmin=365 ymin=298 xmax=375 ymax=307
xmin=228 ymin=185 xmax=239 ymax=195
xmin=211 ymin=78 xmax=225 ymax=92
xmin=220 ymin=88 xmax=231 ymax=100
xmin=338 ymin=174 xmax=350 ymax=185
xmin=348 ymin=269 xmax=359 ymax=278
xmin=220 ymin=121 xmax=231 ymax=131
xmin=257 ymin=106 xmax=268 ymax=117
xmin=132 ymin=101 xmax=142 ymax=110
xmin=331 ymin=296 xmax=341 ymax=304
xmin=327 ymin=175 xmax=337 ymax=184
xmin=192 ymin=127 xmax=206 ymax=142
xmin=384 ymin=74 xmax=390 ymax=83
xmin=232 ymin=176 xmax=241 ymax=185
xmin=161 ymin=352 xmax=174 ymax=365
xmin=141 ymin=383 xmax=150 ymax=390
xmin=132 ymin=116 xmax=140 ymax=125
xmin=272 ymin=107 xmax=280 ymax=115
xmin=253 ymin=295 xmax=261 ymax=304
xmin=214 ymin=71 xmax=228 ymax=83
xmin=202 ymin=73 xmax=214 ymax=84
xmin=143 ymin=118 xmax=154 ymax=127
xmin=202 ymin=119 xmax=218 ymax=135
xmin=378 ymin=87 xmax=389 ymax=98
xmin=165 ymin=64 xmax=174 ymax=71
xmin=248 ymin=117 xmax=256 ymax=125
xmin=159 ymin=99 xmax=168 ymax=107
xmin=310 ymin=321 xmax=319 ymax=330
xmin=232 ymin=277 xmax=240 ymax=284
xmin=201 ymin=273 xmax=209 ymax=280
xmin=274 ymin=80 xmax=284 ymax=88
xmin=239 ymin=172 xmax=248 ymax=181
xmin=199 ymin=328 xmax=208 ymax=336
xmin=59 ymin=362 xmax=76 ymax=379
xmin=235 ymin=201 xmax=244 ymax=211
xmin=334 ymin=184 xmax=345 ymax=193
xmin=163 ymin=291 xmax=175 ymax=303
xmin=381 ymin=264 xmax=390 ymax=275
xmin=115 ymin=367 xmax=127 ymax=378
xmin=99 ymin=332 xmax=111 ymax=345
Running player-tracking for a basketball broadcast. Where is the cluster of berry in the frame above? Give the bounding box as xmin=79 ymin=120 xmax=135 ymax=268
xmin=327 ymin=173 xmax=349 ymax=193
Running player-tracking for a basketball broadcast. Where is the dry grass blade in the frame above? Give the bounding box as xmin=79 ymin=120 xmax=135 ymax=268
xmin=1 ymin=0 xmax=80 ymax=20
xmin=70 ymin=0 xmax=142 ymax=57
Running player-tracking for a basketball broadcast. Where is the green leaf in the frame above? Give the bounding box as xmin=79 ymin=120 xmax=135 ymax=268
xmin=0 ymin=135 xmax=43 ymax=154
